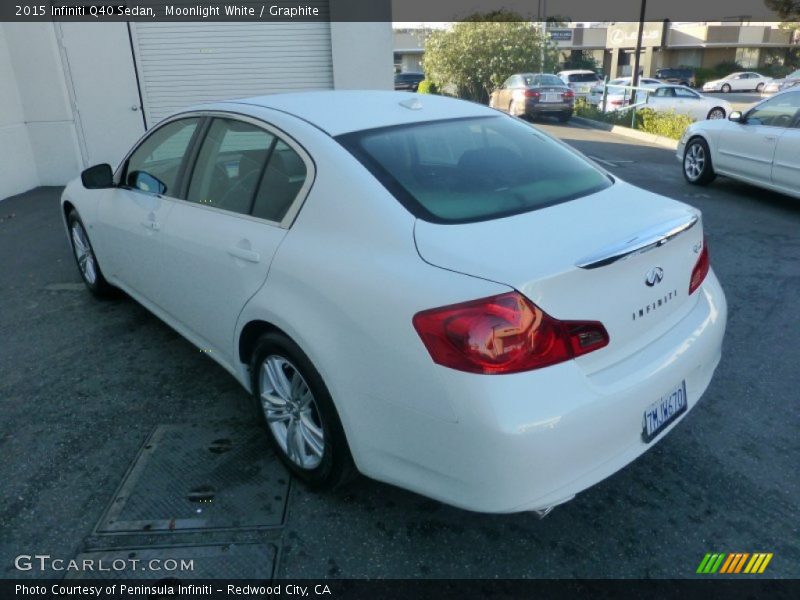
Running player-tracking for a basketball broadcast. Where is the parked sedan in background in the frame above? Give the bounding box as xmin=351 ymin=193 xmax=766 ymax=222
xmin=557 ymin=69 xmax=603 ymax=97
xmin=762 ymin=69 xmax=800 ymax=95
xmin=702 ymin=72 xmax=772 ymax=93
xmin=655 ymin=67 xmax=696 ymax=87
xmin=62 ymin=90 xmax=725 ymax=515
xmin=679 ymin=89 xmax=800 ymax=199
xmin=647 ymin=85 xmax=732 ymax=121
xmin=587 ymin=77 xmax=661 ymax=111
xmin=394 ymin=72 xmax=425 ymax=92
xmin=490 ymin=73 xmax=575 ymax=121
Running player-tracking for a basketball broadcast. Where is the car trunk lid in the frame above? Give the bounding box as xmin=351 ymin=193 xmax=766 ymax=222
xmin=414 ymin=181 xmax=704 ymax=372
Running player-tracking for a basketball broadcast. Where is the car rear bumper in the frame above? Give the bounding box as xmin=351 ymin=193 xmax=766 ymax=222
xmin=525 ymin=101 xmax=573 ymax=114
xmin=358 ymin=271 xmax=726 ymax=513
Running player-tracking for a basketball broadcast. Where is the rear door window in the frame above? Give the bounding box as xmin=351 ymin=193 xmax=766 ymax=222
xmin=187 ymin=118 xmax=275 ymax=215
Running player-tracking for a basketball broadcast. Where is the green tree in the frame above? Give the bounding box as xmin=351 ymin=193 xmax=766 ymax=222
xmin=422 ymin=12 xmax=559 ymax=104
xmin=765 ymin=1 xmax=800 ymax=67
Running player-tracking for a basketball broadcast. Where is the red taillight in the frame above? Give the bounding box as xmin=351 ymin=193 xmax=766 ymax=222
xmin=563 ymin=90 xmax=575 ymax=99
xmin=412 ymin=292 xmax=609 ymax=374
xmin=524 ymin=90 xmax=540 ymax=98
xmin=689 ymin=237 xmax=710 ymax=295
xmin=610 ymin=99 xmax=624 ymax=106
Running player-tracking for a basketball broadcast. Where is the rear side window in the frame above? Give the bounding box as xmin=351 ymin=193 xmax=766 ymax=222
xmin=251 ymin=140 xmax=308 ymax=222
xmin=337 ymin=116 xmax=611 ymax=224
xmin=187 ymin=118 xmax=275 ymax=215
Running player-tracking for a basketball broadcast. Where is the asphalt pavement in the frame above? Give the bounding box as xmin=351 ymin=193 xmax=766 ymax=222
xmin=0 ymin=121 xmax=797 ymax=579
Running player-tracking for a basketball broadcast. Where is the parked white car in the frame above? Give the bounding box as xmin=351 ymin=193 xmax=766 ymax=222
xmin=762 ymin=69 xmax=800 ymax=95
xmin=587 ymin=77 xmax=661 ymax=111
xmin=557 ymin=69 xmax=603 ymax=96
xmin=647 ymin=85 xmax=733 ymax=120
xmin=678 ymin=89 xmax=800 ymax=199
xmin=702 ymin=72 xmax=772 ymax=93
xmin=62 ymin=91 xmax=726 ymax=514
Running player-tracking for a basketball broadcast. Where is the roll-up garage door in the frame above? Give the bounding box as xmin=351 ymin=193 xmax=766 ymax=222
xmin=130 ymin=18 xmax=333 ymax=126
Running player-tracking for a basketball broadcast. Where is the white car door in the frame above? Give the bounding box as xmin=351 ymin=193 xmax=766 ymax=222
xmin=647 ymin=86 xmax=679 ymax=113
xmin=770 ymin=93 xmax=800 ymax=192
xmin=672 ymin=87 xmax=708 ymax=120
xmin=155 ymin=115 xmax=313 ymax=363
xmin=714 ymin=92 xmax=800 ymax=183
xmin=97 ymin=117 xmax=201 ymax=300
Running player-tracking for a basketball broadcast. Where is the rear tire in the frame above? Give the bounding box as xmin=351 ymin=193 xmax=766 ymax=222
xmin=250 ymin=332 xmax=357 ymax=490
xmin=707 ymin=107 xmax=726 ymax=120
xmin=721 ymin=83 xmax=731 ymax=93
xmin=557 ymin=111 xmax=572 ymax=123
xmin=67 ymin=210 xmax=113 ymax=298
xmin=756 ymin=82 xmax=765 ymax=93
xmin=683 ymin=137 xmax=716 ymax=186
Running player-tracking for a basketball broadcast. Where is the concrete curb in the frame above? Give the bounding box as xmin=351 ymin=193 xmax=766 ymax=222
xmin=571 ymin=116 xmax=679 ymax=151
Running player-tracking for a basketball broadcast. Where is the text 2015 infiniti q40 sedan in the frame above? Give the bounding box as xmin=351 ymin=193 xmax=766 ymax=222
xmin=62 ymin=91 xmax=726 ymax=514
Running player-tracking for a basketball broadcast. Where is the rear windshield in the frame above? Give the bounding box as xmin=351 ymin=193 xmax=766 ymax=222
xmin=568 ymin=73 xmax=599 ymax=82
xmin=336 ymin=116 xmax=612 ymax=224
xmin=524 ymin=74 xmax=564 ymax=86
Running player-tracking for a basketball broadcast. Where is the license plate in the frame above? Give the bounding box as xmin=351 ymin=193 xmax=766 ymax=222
xmin=541 ymin=93 xmax=559 ymax=103
xmin=642 ymin=381 xmax=687 ymax=443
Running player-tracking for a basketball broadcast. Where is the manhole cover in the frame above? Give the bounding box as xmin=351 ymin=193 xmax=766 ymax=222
xmin=96 ymin=425 xmax=290 ymax=534
xmin=65 ymin=543 xmax=277 ymax=579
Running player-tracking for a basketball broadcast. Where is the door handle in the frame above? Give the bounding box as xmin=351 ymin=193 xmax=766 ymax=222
xmin=227 ymin=246 xmax=261 ymax=263
xmin=141 ymin=220 xmax=160 ymax=231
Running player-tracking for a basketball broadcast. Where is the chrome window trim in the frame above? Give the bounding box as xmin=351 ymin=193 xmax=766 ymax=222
xmin=114 ymin=109 xmax=316 ymax=230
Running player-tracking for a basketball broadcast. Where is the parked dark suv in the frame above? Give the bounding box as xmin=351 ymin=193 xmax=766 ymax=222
xmin=655 ymin=67 xmax=696 ymax=87
xmin=394 ymin=72 xmax=425 ymax=92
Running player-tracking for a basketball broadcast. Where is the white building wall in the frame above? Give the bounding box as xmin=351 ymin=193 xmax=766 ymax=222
xmin=2 ymin=23 xmax=83 ymax=189
xmin=0 ymin=24 xmax=38 ymax=200
xmin=331 ymin=22 xmax=393 ymax=90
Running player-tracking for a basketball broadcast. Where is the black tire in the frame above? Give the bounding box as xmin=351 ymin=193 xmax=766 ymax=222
xmin=707 ymin=107 xmax=726 ymax=120
xmin=756 ymin=82 xmax=765 ymax=93
xmin=66 ymin=210 xmax=114 ymax=297
xmin=682 ymin=137 xmax=716 ymax=186
xmin=721 ymin=83 xmax=731 ymax=93
xmin=557 ymin=111 xmax=572 ymax=123
xmin=250 ymin=331 xmax=357 ymax=489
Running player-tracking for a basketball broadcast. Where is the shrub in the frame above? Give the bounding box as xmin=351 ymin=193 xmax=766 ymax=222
xmin=573 ymin=98 xmax=694 ymax=140
xmin=417 ymin=79 xmax=437 ymax=94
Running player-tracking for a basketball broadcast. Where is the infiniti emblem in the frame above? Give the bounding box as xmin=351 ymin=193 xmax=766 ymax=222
xmin=645 ymin=267 xmax=664 ymax=287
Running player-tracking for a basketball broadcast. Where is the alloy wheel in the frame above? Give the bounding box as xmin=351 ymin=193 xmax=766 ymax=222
xmin=259 ymin=355 xmax=325 ymax=469
xmin=71 ymin=222 xmax=97 ymax=285
xmin=708 ymin=108 xmax=725 ymax=120
xmin=684 ymin=142 xmax=706 ymax=181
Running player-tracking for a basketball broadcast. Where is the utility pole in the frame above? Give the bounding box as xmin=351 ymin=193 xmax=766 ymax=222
xmin=631 ymin=0 xmax=647 ymax=90
xmin=538 ymin=0 xmax=548 ymax=72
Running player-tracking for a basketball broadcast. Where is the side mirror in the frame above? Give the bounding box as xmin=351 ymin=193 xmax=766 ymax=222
xmin=128 ymin=170 xmax=167 ymax=195
xmin=728 ymin=111 xmax=744 ymax=123
xmin=81 ymin=164 xmax=114 ymax=189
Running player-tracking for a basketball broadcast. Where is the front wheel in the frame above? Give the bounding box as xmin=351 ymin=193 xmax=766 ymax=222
xmin=67 ymin=211 xmax=113 ymax=297
xmin=683 ymin=138 xmax=716 ymax=185
xmin=756 ymin=82 xmax=765 ymax=93
xmin=250 ymin=332 xmax=356 ymax=489
xmin=721 ymin=83 xmax=731 ymax=93
xmin=707 ymin=107 xmax=726 ymax=120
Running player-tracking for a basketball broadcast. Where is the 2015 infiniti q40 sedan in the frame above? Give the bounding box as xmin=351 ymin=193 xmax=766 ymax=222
xmin=62 ymin=91 xmax=726 ymax=514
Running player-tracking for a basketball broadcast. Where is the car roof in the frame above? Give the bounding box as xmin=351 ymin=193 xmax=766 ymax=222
xmin=196 ymin=90 xmax=496 ymax=137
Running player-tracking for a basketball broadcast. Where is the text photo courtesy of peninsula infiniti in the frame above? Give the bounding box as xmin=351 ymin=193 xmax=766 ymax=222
xmin=62 ymin=91 xmax=726 ymax=514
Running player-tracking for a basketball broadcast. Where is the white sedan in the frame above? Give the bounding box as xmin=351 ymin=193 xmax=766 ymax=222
xmin=587 ymin=77 xmax=661 ymax=111
xmin=62 ymin=91 xmax=726 ymax=514
xmin=702 ymin=72 xmax=772 ymax=93
xmin=678 ymin=89 xmax=800 ymax=199
xmin=646 ymin=85 xmax=733 ymax=120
